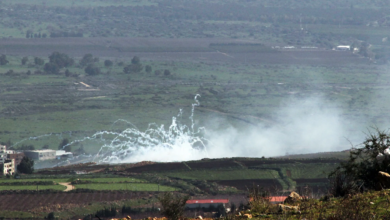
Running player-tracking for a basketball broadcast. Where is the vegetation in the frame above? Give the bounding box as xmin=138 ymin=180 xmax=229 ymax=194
xmin=158 ymin=192 xmax=189 ymax=220
xmin=330 ymin=129 xmax=390 ymax=192
xmin=17 ymin=157 xmax=34 ymax=174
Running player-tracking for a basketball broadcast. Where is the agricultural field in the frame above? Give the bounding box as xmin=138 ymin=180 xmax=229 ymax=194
xmin=75 ymin=183 xmax=177 ymax=191
xmin=0 ymin=0 xmax=389 ymax=219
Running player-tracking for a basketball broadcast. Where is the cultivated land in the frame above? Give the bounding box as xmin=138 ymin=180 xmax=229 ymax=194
xmin=0 ymin=157 xmax=342 ymax=218
xmin=0 ymin=0 xmax=389 ymax=219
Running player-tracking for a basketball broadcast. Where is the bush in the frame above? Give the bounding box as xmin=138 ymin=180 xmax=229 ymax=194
xmin=330 ymin=129 xmax=390 ymax=192
xmin=85 ymin=64 xmax=101 ymax=76
xmin=158 ymin=192 xmax=189 ymax=220
xmin=17 ymin=156 xmax=34 ymax=174
xmin=247 ymin=185 xmax=276 ymax=214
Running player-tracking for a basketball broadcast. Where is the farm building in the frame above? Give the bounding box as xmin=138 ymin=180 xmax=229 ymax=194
xmin=24 ymin=149 xmax=56 ymax=160
xmin=336 ymin=45 xmax=351 ymax=51
xmin=1 ymin=159 xmax=15 ymax=175
xmin=186 ymin=199 xmax=229 ymax=209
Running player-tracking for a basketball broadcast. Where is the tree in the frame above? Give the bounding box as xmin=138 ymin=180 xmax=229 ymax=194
xmin=21 ymin=57 xmax=28 ymax=65
xmin=58 ymin=138 xmax=71 ymax=152
xmin=158 ymin=192 xmax=189 ymax=220
xmin=42 ymin=144 xmax=49 ymax=149
xmin=85 ymin=64 xmax=101 ymax=76
xmin=123 ymin=63 xmax=143 ymax=74
xmin=330 ymin=129 xmax=390 ymax=192
xmin=164 ymin=69 xmax=171 ymax=76
xmin=131 ymin=56 xmax=140 ymax=65
xmin=47 ymin=212 xmax=55 ymax=220
xmin=34 ymin=57 xmax=44 ymax=66
xmin=79 ymin=54 xmax=94 ymax=67
xmin=145 ymin=65 xmax=152 ymax=73
xmin=44 ymin=62 xmax=60 ymax=74
xmin=48 ymin=52 xmax=74 ymax=68
xmin=17 ymin=156 xmax=34 ymax=174
xmin=123 ymin=56 xmax=143 ymax=74
xmin=0 ymin=54 xmax=9 ymax=65
xmin=104 ymin=59 xmax=113 ymax=67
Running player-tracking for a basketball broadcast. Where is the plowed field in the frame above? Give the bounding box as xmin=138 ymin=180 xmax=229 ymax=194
xmin=0 ymin=191 xmax=149 ymax=211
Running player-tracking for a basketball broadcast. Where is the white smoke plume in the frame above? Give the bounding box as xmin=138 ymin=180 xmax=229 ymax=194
xmin=94 ymin=95 xmax=355 ymax=163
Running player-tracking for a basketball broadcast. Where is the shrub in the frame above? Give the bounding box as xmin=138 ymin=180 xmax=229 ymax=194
xmin=330 ymin=129 xmax=390 ymax=192
xmin=158 ymin=192 xmax=189 ymax=220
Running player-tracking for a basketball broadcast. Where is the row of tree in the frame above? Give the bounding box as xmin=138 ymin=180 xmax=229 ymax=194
xmin=2 ymin=52 xmax=175 ymax=76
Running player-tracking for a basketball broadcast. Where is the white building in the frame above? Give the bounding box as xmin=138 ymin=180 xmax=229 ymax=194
xmin=24 ymin=149 xmax=56 ymax=160
xmin=2 ymin=159 xmax=15 ymax=176
xmin=336 ymin=45 xmax=351 ymax=51
xmin=56 ymin=150 xmax=73 ymax=159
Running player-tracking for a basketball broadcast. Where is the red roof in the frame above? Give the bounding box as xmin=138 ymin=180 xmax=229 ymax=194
xmin=269 ymin=196 xmax=287 ymax=203
xmin=186 ymin=199 xmax=229 ymax=204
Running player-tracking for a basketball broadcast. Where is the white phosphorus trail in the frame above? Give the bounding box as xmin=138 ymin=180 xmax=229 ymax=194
xmin=88 ymin=94 xmax=208 ymax=163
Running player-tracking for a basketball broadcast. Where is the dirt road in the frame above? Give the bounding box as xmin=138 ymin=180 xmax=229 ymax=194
xmin=59 ymin=182 xmax=74 ymax=192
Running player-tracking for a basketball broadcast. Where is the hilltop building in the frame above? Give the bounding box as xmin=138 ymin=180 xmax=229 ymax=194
xmin=24 ymin=149 xmax=56 ymax=161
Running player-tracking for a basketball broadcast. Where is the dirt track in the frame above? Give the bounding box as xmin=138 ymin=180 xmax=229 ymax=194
xmin=58 ymin=182 xmax=73 ymax=192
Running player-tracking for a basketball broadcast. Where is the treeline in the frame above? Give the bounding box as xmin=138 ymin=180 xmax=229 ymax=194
xmin=26 ymin=31 xmax=83 ymax=39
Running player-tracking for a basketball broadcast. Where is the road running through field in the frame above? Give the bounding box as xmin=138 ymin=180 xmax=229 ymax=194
xmin=58 ymin=182 xmax=74 ymax=192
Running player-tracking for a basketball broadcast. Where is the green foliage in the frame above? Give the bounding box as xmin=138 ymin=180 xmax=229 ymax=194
xmin=331 ymin=129 xmax=390 ymax=192
xmin=131 ymin=56 xmax=140 ymax=65
xmin=17 ymin=156 xmax=34 ymax=174
xmin=164 ymin=69 xmax=171 ymax=76
xmin=58 ymin=138 xmax=71 ymax=152
xmin=34 ymin=57 xmax=44 ymax=66
xmin=21 ymin=57 xmax=28 ymax=65
xmin=104 ymin=59 xmax=113 ymax=67
xmin=145 ymin=65 xmax=152 ymax=73
xmin=0 ymin=55 xmax=9 ymax=65
xmin=48 ymin=52 xmax=74 ymax=69
xmin=247 ymin=185 xmax=276 ymax=214
xmin=46 ymin=212 xmax=55 ymax=220
xmin=158 ymin=192 xmax=189 ymax=220
xmin=44 ymin=62 xmax=60 ymax=74
xmin=79 ymin=54 xmax=95 ymax=67
xmin=95 ymin=206 xmax=117 ymax=218
xmin=84 ymin=64 xmax=101 ymax=76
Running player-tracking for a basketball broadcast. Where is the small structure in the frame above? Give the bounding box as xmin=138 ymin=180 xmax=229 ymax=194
xmin=2 ymin=159 xmax=15 ymax=175
xmin=336 ymin=45 xmax=351 ymax=51
xmin=186 ymin=199 xmax=229 ymax=209
xmin=24 ymin=149 xmax=56 ymax=160
xmin=56 ymin=150 xmax=73 ymax=159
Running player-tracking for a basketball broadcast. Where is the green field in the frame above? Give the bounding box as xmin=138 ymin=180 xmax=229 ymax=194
xmin=75 ymin=183 xmax=177 ymax=191
xmin=0 ymin=185 xmax=66 ymax=191
xmin=75 ymin=177 xmax=146 ymax=183
xmin=163 ymin=169 xmax=279 ymax=180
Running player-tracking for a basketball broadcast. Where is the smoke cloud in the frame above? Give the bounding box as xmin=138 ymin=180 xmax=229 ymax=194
xmin=105 ymin=96 xmax=356 ymax=163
